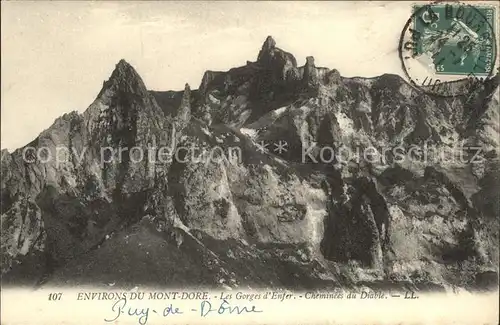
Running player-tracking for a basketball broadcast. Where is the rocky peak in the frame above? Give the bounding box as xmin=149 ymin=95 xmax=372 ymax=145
xmin=87 ymin=59 xmax=160 ymax=121
xmin=174 ymin=83 xmax=191 ymax=129
xmin=302 ymin=56 xmax=319 ymax=86
xmin=183 ymin=83 xmax=191 ymax=96
xmin=83 ymin=58 xmax=167 ymax=177
xmin=114 ymin=59 xmax=141 ymax=80
xmin=257 ymin=36 xmax=277 ymax=62
xmin=97 ymin=59 xmax=149 ymax=99
xmin=198 ymin=70 xmax=225 ymax=98
xmin=305 ymin=56 xmax=315 ymax=67
xmin=256 ymin=36 xmax=298 ymax=81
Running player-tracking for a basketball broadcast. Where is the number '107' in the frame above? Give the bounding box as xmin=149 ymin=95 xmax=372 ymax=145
xmin=48 ymin=293 xmax=62 ymax=301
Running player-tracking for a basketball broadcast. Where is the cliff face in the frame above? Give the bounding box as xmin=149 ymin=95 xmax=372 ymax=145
xmin=1 ymin=37 xmax=498 ymax=291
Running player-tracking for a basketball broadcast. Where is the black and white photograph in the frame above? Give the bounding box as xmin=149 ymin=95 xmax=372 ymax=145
xmin=1 ymin=1 xmax=499 ymax=324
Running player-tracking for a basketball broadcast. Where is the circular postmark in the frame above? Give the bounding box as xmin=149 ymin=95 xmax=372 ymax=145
xmin=399 ymin=2 xmax=498 ymax=97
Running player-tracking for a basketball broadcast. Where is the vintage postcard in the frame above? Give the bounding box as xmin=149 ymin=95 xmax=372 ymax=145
xmin=1 ymin=1 xmax=499 ymax=324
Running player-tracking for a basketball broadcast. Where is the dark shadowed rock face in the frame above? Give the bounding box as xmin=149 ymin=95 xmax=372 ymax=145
xmin=1 ymin=38 xmax=498 ymax=291
xmin=257 ymin=35 xmax=298 ymax=81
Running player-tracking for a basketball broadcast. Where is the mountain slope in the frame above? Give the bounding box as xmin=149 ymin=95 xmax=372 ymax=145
xmin=1 ymin=36 xmax=499 ymax=291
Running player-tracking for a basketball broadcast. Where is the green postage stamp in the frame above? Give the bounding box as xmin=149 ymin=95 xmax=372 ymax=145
xmin=411 ymin=3 xmax=496 ymax=76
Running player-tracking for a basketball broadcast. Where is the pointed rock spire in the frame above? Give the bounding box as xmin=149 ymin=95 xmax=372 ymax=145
xmin=262 ymin=36 xmax=276 ymax=50
xmin=175 ymin=83 xmax=191 ymax=129
xmin=257 ymin=36 xmax=277 ymax=62
xmin=302 ymin=56 xmax=319 ymax=86
xmin=180 ymin=83 xmax=191 ymax=110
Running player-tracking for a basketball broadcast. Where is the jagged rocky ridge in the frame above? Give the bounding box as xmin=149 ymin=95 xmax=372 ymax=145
xmin=1 ymin=36 xmax=499 ymax=291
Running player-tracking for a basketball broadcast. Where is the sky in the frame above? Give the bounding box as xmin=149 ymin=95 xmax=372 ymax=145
xmin=2 ymin=1 xmax=416 ymax=150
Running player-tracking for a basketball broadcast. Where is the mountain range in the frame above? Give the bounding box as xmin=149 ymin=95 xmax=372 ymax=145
xmin=1 ymin=36 xmax=498 ymax=291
